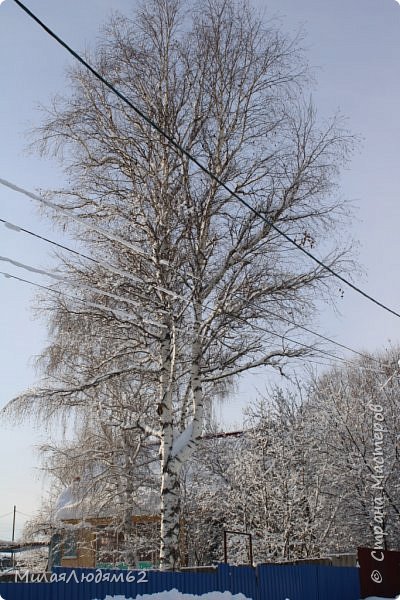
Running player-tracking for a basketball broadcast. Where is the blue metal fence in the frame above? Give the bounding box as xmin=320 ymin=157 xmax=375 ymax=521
xmin=258 ymin=564 xmax=319 ymax=600
xmin=316 ymin=564 xmax=361 ymax=600
xmin=0 ymin=563 xmax=361 ymax=600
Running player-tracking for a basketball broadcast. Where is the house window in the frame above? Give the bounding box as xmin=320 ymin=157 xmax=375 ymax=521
xmin=96 ymin=530 xmax=122 ymax=566
xmin=49 ymin=533 xmax=62 ymax=568
xmin=62 ymin=531 xmax=78 ymax=558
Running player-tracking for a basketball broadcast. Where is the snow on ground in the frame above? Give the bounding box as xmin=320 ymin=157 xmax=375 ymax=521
xmin=15 ymin=547 xmax=48 ymax=571
xmin=92 ymin=591 xmax=252 ymax=600
xmin=363 ymin=597 xmax=400 ymax=600
xmin=90 ymin=593 xmax=400 ymax=600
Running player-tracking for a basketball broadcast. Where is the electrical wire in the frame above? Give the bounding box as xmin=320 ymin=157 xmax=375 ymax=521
xmin=1 ymin=270 xmax=165 ymax=330
xmin=232 ymin=314 xmax=397 ymax=376
xmin=0 ymin=208 xmax=183 ymax=303
xmin=0 ymin=215 xmax=168 ymax=307
xmin=235 ymin=319 xmax=353 ymax=365
xmin=0 ymin=253 xmax=147 ymax=311
xmin=6 ymin=266 xmax=387 ymax=377
xmin=285 ymin=354 xmax=396 ymax=377
xmin=0 ymin=252 xmax=182 ymax=324
xmin=0 ymin=218 xmax=95 ymax=263
xmin=252 ymin=305 xmax=389 ymax=368
xmin=0 ymin=177 xmax=166 ymax=269
xmin=3 ymin=239 xmax=397 ymax=386
xmin=1 ymin=214 xmax=392 ymax=368
xmin=16 ymin=510 xmax=36 ymax=518
xmin=0 ymin=512 xmax=14 ymax=520
xmin=9 ymin=0 xmax=400 ymax=321
xmin=4 ymin=259 xmax=390 ymax=377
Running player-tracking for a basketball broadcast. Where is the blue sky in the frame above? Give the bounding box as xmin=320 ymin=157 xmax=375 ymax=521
xmin=1 ymin=0 xmax=400 ymax=537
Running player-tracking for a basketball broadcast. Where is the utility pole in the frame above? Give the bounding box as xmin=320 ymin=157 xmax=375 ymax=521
xmin=11 ymin=505 xmax=16 ymax=569
xmin=11 ymin=505 xmax=16 ymax=542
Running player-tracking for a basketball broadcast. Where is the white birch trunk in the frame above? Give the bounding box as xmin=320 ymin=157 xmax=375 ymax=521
xmin=159 ymin=312 xmax=203 ymax=570
xmin=158 ymin=323 xmax=176 ymax=570
xmin=160 ymin=458 xmax=182 ymax=569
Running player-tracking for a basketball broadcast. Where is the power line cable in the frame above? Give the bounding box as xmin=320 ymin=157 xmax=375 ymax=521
xmin=238 ymin=322 xmax=353 ymax=365
xmin=0 ymin=512 xmax=14 ymax=520
xmin=0 ymin=214 xmax=170 ymax=306
xmin=0 ymin=253 xmax=147 ymax=311
xmin=233 ymin=314 xmax=397 ymax=376
xmin=9 ymin=0 xmax=400 ymax=320
xmin=4 ymin=266 xmax=383 ymax=377
xmin=0 ymin=202 xmax=181 ymax=303
xmin=0 ymin=270 xmax=164 ymax=330
xmin=253 ymin=305 xmax=388 ymax=367
xmin=1 ymin=214 xmax=390 ymax=368
xmin=15 ymin=510 xmax=36 ymax=518
xmin=285 ymin=354 xmax=396 ymax=377
xmin=1 ymin=218 xmax=95 ymax=263
xmin=0 ymin=217 xmax=180 ymax=306
xmin=0 ymin=177 xmax=166 ymax=269
xmin=3 ymin=267 xmax=395 ymax=378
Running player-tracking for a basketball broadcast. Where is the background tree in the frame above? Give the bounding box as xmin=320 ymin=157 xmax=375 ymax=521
xmin=181 ymin=431 xmax=241 ymax=565
xmin=307 ymin=348 xmax=400 ymax=552
xmin=184 ymin=389 xmax=341 ymax=563
xmin=183 ymin=349 xmax=400 ymax=564
xmin=4 ymin=0 xmax=354 ymax=568
xmin=21 ymin=385 xmax=160 ymax=567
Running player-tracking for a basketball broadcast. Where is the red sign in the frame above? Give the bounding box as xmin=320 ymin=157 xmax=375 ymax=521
xmin=358 ymin=547 xmax=400 ymax=598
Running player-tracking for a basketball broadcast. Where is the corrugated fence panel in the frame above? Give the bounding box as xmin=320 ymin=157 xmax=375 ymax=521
xmin=52 ymin=567 xmax=227 ymax=597
xmin=257 ymin=564 xmax=319 ymax=600
xmin=0 ymin=564 xmax=361 ymax=600
xmin=216 ymin=564 xmax=258 ymax=599
xmin=316 ymin=565 xmax=360 ymax=600
xmin=0 ymin=583 xmax=52 ymax=600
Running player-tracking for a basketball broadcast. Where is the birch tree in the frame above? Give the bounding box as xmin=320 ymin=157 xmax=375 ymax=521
xmin=4 ymin=0 xmax=354 ymax=568
xmin=187 ymin=391 xmax=343 ymax=563
xmin=22 ymin=380 xmax=160 ymax=566
xmin=307 ymin=349 xmax=400 ymax=551
xmin=177 ymin=351 xmax=400 ymax=564
xmin=181 ymin=431 xmax=242 ymax=565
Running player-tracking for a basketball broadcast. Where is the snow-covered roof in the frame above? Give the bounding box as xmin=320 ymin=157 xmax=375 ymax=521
xmin=54 ymin=479 xmax=95 ymax=521
xmin=54 ymin=479 xmax=160 ymax=522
